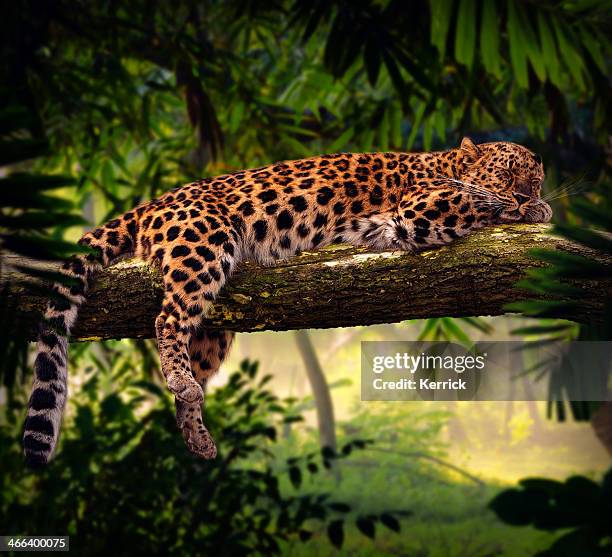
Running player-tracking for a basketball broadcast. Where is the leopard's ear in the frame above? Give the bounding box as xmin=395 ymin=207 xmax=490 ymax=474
xmin=460 ymin=137 xmax=481 ymax=162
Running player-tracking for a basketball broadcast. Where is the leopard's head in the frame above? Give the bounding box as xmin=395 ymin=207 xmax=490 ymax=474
xmin=457 ymin=138 xmax=552 ymax=223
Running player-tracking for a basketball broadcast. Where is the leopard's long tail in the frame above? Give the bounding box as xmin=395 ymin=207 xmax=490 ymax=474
xmin=23 ymin=213 xmax=139 ymax=468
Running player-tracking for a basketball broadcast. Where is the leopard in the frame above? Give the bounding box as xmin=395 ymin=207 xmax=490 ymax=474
xmin=22 ymin=137 xmax=552 ymax=467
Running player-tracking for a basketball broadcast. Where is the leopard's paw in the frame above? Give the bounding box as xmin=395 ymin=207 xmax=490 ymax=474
xmin=167 ymin=373 xmax=204 ymax=403
xmin=175 ymin=399 xmax=217 ymax=459
xmin=186 ymin=433 xmax=218 ymax=460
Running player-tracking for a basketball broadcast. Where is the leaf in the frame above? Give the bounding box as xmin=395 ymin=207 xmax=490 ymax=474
xmin=74 ymin=406 xmax=95 ymax=437
xmin=441 ymin=317 xmax=473 ymax=346
xmin=351 ymin=439 xmax=370 ymax=449
xmin=515 ymin=277 xmax=584 ymax=297
xmin=356 ymin=517 xmax=376 ymax=539
xmin=390 ymin=103 xmax=403 ymax=148
xmin=328 ymin=127 xmax=354 ymax=152
xmin=569 ymin=199 xmax=612 ymax=231
xmin=100 ymin=393 xmax=124 ymax=420
xmin=552 ymin=17 xmax=585 ymax=89
xmin=0 ymin=212 xmax=86 ymax=230
xmin=527 ymin=248 xmax=597 ymax=268
xmin=537 ymin=11 xmax=562 ymax=87
xmin=392 ymin=46 xmax=434 ymax=93
xmin=1 ymin=235 xmax=91 ymax=260
xmin=511 ymin=324 xmax=575 ymax=336
xmin=289 ymin=465 xmax=302 ymax=489
xmin=518 ymin=478 xmax=563 ymax=494
xmin=430 ymin=0 xmax=454 ymax=58
xmin=380 ymin=513 xmax=401 ymax=532
xmin=479 ymin=0 xmax=501 ymax=78
xmin=307 ymin=462 xmax=318 ymax=474
xmin=507 ymin=1 xmax=529 ymax=88
xmin=504 ymin=300 xmax=578 ymax=318
xmin=1 ymin=191 xmax=73 ymax=211
xmin=422 ymin=117 xmax=433 ymax=151
xmin=579 ymin=25 xmax=606 ymax=72
xmin=406 ymin=102 xmax=427 ymax=150
xmin=0 ymin=173 xmax=75 ymax=192
xmin=280 ymin=135 xmax=312 ymax=158
xmin=101 ymin=160 xmax=115 ymax=191
xmin=378 ymin=107 xmax=390 ymax=151
xmin=433 ymin=108 xmax=446 ymax=143
xmin=329 ymin=502 xmax=351 ymax=512
xmin=514 ymin=2 xmax=546 ymax=81
xmin=327 ymin=519 xmax=344 ymax=548
xmin=362 ymin=129 xmax=375 ymax=151
xmin=298 ymin=530 xmax=312 ymax=541
xmin=417 ymin=317 xmax=439 ymax=340
xmin=381 ymin=49 xmax=406 ymax=98
xmin=454 ymin=0 xmax=477 ymax=69
xmin=229 ymin=101 xmax=245 ymax=134
xmin=460 ymin=316 xmax=493 ymax=334
xmin=364 ymin=39 xmax=382 ymax=86
xmin=11 ymin=265 xmax=81 ymax=287
xmin=282 ymin=415 xmax=304 ymax=424
xmin=489 ymin=489 xmax=535 ymax=526
xmin=553 ymin=224 xmax=612 ymax=254
xmin=0 ymin=138 xmax=49 ymax=166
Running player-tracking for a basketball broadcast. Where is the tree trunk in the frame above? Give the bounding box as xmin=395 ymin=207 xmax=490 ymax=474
xmin=293 ymin=330 xmax=337 ymax=453
xmin=2 ymin=224 xmax=610 ymax=341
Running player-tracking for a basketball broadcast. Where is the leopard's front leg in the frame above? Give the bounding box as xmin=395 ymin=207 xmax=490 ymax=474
xmin=155 ymin=312 xmax=203 ymax=403
xmin=175 ymin=329 xmax=235 ymax=460
xmin=155 ymin=310 xmax=218 ymax=459
xmin=344 ymin=187 xmax=483 ymax=252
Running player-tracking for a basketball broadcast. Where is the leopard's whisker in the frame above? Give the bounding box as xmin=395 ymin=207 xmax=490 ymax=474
xmin=435 ymin=175 xmax=505 ymax=202
xmin=436 ymin=175 xmax=496 ymax=196
xmin=541 ymin=182 xmax=590 ymax=201
xmin=542 ymin=188 xmax=588 ymax=202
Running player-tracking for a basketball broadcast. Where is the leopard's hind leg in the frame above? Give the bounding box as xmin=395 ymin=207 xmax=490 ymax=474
xmin=175 ymin=329 xmax=235 ymax=459
xmin=189 ymin=329 xmax=235 ymax=394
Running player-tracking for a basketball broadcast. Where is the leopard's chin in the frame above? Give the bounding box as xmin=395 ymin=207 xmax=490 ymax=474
xmin=497 ymin=201 xmax=553 ymax=224
xmin=522 ymin=201 xmax=553 ymax=223
xmin=496 ymin=210 xmax=523 ymax=223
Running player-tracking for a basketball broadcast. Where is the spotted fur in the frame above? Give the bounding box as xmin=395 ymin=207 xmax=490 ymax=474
xmin=23 ymin=137 xmax=552 ymax=466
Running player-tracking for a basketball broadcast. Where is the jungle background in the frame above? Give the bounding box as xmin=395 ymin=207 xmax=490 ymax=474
xmin=1 ymin=1 xmax=611 ymax=555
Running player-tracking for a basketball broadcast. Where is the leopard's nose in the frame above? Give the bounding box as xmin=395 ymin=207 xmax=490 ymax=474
xmin=513 ymin=192 xmax=530 ymax=206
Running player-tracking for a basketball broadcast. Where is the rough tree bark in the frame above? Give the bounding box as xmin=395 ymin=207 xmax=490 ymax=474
xmin=2 ymin=224 xmax=611 ymax=341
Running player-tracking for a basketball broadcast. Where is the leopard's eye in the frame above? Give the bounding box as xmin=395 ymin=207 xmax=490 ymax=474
xmin=499 ymin=169 xmax=513 ymax=182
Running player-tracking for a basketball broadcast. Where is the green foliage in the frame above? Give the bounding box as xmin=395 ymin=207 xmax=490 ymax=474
xmin=508 ymin=180 xmax=612 ymax=422
xmin=430 ymin=0 xmax=610 ymax=140
xmin=490 ymin=468 xmax=612 ymax=556
xmin=0 ymin=102 xmax=84 ymax=255
xmin=417 ymin=316 xmax=494 ymax=347
xmin=509 ymin=183 xmax=612 ymax=325
xmin=0 ymin=358 xmax=402 ymax=555
xmin=281 ymin=399 xmax=567 ymax=556
xmin=0 ymin=100 xmax=89 ymax=387
xmin=498 ymin=181 xmax=611 ymax=556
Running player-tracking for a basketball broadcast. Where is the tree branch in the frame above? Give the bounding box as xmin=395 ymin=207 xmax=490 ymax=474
xmin=2 ymin=224 xmax=610 ymax=341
